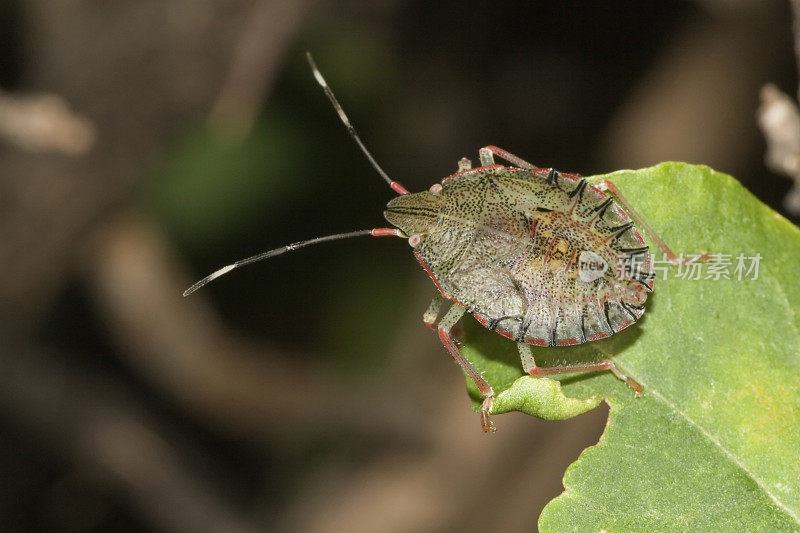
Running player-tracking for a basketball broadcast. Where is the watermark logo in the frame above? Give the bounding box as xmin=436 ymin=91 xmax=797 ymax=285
xmin=616 ymin=252 xmax=763 ymax=281
xmin=578 ymin=251 xmax=609 ymax=282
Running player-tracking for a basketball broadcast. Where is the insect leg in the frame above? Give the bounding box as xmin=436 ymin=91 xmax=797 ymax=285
xmin=479 ymin=148 xmax=495 ymax=166
xmin=517 ymin=343 xmax=537 ymax=373
xmin=597 ymin=179 xmax=710 ymax=266
xmin=530 ymin=359 xmax=643 ymax=395
xmin=423 ymin=293 xmax=445 ymax=328
xmin=480 ymin=145 xmax=538 ymax=170
xmin=437 ymin=304 xmax=496 ymax=432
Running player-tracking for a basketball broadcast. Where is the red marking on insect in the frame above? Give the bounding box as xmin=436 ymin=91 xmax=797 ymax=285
xmin=589 ymin=332 xmax=609 ymax=341
xmin=371 ymin=228 xmax=401 ymax=237
xmin=528 ymin=217 xmax=539 ymax=238
xmin=564 ymin=248 xmax=578 ymax=272
xmin=587 ymin=183 xmax=604 ymax=195
xmin=558 ymin=172 xmax=582 ymax=183
xmin=391 ymin=181 xmax=410 ymax=195
xmin=496 ymin=329 xmax=514 ymax=339
xmin=526 ymin=338 xmax=548 ymax=347
xmin=542 ymin=236 xmax=558 ymax=264
xmin=414 ymin=251 xmax=447 ymax=298
xmin=557 ymin=338 xmax=580 ymax=346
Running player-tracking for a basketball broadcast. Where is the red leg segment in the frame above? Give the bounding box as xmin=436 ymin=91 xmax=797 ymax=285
xmin=597 ymin=179 xmax=711 ymax=267
xmin=481 ymin=145 xmax=538 ymax=170
xmin=530 ymin=360 xmax=642 ymax=395
xmin=438 ymin=304 xmax=496 ymax=432
xmin=518 ymin=343 xmax=641 ymax=394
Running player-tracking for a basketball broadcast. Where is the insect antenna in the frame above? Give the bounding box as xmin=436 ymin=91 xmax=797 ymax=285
xmin=183 ymin=228 xmax=403 ymax=296
xmin=306 ymin=52 xmax=409 ymax=196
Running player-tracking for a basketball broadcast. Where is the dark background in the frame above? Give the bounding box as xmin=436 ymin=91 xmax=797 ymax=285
xmin=0 ymin=1 xmax=795 ymax=531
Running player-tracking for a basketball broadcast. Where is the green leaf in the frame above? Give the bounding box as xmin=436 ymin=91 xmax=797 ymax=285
xmin=460 ymin=162 xmax=800 ymax=531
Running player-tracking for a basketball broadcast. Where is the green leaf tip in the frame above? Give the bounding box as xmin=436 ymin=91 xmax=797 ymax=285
xmin=490 ymin=375 xmax=603 ymax=420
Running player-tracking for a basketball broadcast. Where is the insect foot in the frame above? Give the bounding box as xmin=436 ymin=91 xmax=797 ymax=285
xmin=480 ymin=396 xmax=496 ymax=433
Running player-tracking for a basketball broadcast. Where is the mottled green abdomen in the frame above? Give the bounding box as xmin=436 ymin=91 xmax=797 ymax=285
xmin=412 ymin=167 xmax=653 ymax=347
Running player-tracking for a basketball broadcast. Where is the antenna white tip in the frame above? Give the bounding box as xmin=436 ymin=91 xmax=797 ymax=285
xmin=306 ymin=52 xmax=353 ymax=128
xmin=311 ymin=66 xmax=327 ymax=88
xmin=305 ymin=51 xmax=402 ymax=193
xmin=183 ymin=229 xmax=382 ymax=297
xmin=306 ymin=52 xmax=326 ymax=85
xmin=183 ymin=264 xmax=236 ymax=297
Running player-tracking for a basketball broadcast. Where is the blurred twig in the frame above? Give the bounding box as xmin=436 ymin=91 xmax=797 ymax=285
xmin=0 ymin=2 xmax=319 ymax=526
xmin=208 ymin=0 xmax=312 ymax=141
xmin=0 ymin=1 xmax=256 ymax=334
xmin=599 ymin=9 xmax=781 ymax=173
xmin=756 ymin=0 xmax=800 ymax=216
xmin=0 ymin=90 xmax=95 ymax=155
xmin=88 ymin=213 xmax=319 ymax=438
xmin=758 ymin=84 xmax=800 ymax=214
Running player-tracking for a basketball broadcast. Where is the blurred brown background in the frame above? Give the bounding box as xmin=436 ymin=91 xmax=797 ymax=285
xmin=0 ymin=1 xmax=796 ymax=532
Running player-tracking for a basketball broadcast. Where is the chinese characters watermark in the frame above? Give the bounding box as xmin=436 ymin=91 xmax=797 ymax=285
xmin=610 ymin=252 xmax=763 ymax=282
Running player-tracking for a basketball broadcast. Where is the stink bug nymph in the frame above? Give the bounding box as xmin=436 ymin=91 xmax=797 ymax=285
xmin=185 ymin=53 xmax=690 ymax=433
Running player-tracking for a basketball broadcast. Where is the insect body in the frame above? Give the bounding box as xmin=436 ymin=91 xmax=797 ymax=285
xmin=386 ymin=161 xmax=653 ymax=347
xmin=185 ymin=54 xmax=686 ymax=433
xmin=384 ymin=147 xmax=662 ymax=432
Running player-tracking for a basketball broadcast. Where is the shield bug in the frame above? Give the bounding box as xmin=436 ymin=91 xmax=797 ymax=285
xmin=184 ymin=53 xmax=692 ymax=433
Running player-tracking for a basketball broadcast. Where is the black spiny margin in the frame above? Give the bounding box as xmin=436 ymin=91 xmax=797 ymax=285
xmin=601 ymin=301 xmax=615 ymax=334
xmin=619 ymin=301 xmax=639 ymax=321
xmin=618 ymin=246 xmax=650 ymax=255
xmin=621 ymin=301 xmax=645 ymax=319
xmin=608 ymin=221 xmax=635 ymax=241
xmin=549 ymin=309 xmax=560 ymax=347
xmin=636 ymin=280 xmax=654 ymax=293
xmin=568 ymin=178 xmax=587 ymax=200
xmin=593 ymin=197 xmax=614 ymax=218
xmin=545 ymin=168 xmax=562 ymax=190
xmin=628 ymin=270 xmax=655 ymax=284
xmin=578 ymin=310 xmax=589 ymax=344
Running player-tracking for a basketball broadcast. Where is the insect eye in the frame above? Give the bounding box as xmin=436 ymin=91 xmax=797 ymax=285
xmin=408 ymin=234 xmax=422 ymax=248
xmin=429 ymin=183 xmax=443 ymax=195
